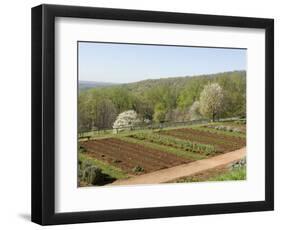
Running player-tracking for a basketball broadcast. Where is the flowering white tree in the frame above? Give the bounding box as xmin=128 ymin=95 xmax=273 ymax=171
xmin=199 ymin=83 xmax=224 ymax=121
xmin=189 ymin=101 xmax=201 ymax=121
xmin=113 ymin=110 xmax=140 ymax=133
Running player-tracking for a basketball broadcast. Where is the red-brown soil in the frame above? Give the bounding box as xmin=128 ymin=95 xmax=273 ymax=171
xmin=160 ymin=128 xmax=246 ymax=153
xmin=80 ymin=138 xmax=192 ymax=175
xmin=111 ymin=147 xmax=246 ymax=185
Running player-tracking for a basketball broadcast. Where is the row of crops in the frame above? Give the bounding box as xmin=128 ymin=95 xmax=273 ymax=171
xmin=129 ymin=132 xmax=216 ymax=156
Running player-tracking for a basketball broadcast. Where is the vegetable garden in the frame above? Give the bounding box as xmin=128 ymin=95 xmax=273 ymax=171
xmin=78 ymin=121 xmax=246 ymax=186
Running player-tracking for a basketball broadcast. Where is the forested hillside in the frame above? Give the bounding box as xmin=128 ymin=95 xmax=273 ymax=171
xmin=78 ymin=70 xmax=246 ymax=132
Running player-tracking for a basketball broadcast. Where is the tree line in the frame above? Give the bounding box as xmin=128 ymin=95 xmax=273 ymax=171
xmin=78 ymin=71 xmax=246 ymax=132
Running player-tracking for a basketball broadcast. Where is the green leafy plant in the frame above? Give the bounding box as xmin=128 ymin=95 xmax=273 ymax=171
xmin=129 ymin=132 xmax=216 ymax=155
xmin=132 ymin=165 xmax=145 ymax=173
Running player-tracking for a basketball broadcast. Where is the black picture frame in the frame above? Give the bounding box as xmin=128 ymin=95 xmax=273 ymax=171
xmin=31 ymin=4 xmax=274 ymax=225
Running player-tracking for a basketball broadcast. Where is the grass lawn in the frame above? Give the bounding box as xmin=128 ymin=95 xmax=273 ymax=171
xmin=79 ymin=128 xmax=156 ymax=141
xmin=209 ymin=166 xmax=246 ymax=181
xmin=194 ymin=126 xmax=246 ymax=138
xmin=79 ymin=153 xmax=129 ymax=180
xmin=191 ymin=126 xmax=246 ymax=139
xmin=78 ymin=122 xmax=212 ymax=141
xmin=79 ymin=121 xmax=246 ymax=141
xmin=175 ymin=166 xmax=246 ymax=183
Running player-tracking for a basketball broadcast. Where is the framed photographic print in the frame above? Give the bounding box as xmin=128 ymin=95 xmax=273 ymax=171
xmin=31 ymin=4 xmax=274 ymax=225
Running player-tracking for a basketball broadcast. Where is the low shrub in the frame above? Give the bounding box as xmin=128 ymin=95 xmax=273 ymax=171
xmin=78 ymin=144 xmax=87 ymax=153
xmin=78 ymin=158 xmax=104 ymax=185
xmin=132 ymin=165 xmax=145 ymax=173
xmin=81 ymin=159 xmax=92 ymax=170
xmin=205 ymin=125 xmax=243 ymax=133
xmin=82 ymin=166 xmax=103 ymax=185
xmin=231 ymin=157 xmax=246 ymax=169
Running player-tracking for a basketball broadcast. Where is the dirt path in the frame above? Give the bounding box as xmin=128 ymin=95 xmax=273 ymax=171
xmin=111 ymin=147 xmax=246 ymax=186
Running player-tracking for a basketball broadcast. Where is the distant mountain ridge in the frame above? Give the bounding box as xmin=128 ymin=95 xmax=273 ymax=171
xmin=79 ymin=70 xmax=246 ymax=92
xmin=125 ymin=70 xmax=246 ymax=94
xmin=79 ymin=81 xmax=117 ymax=91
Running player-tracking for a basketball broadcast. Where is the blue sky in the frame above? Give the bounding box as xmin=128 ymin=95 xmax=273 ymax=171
xmin=78 ymin=42 xmax=246 ymax=83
